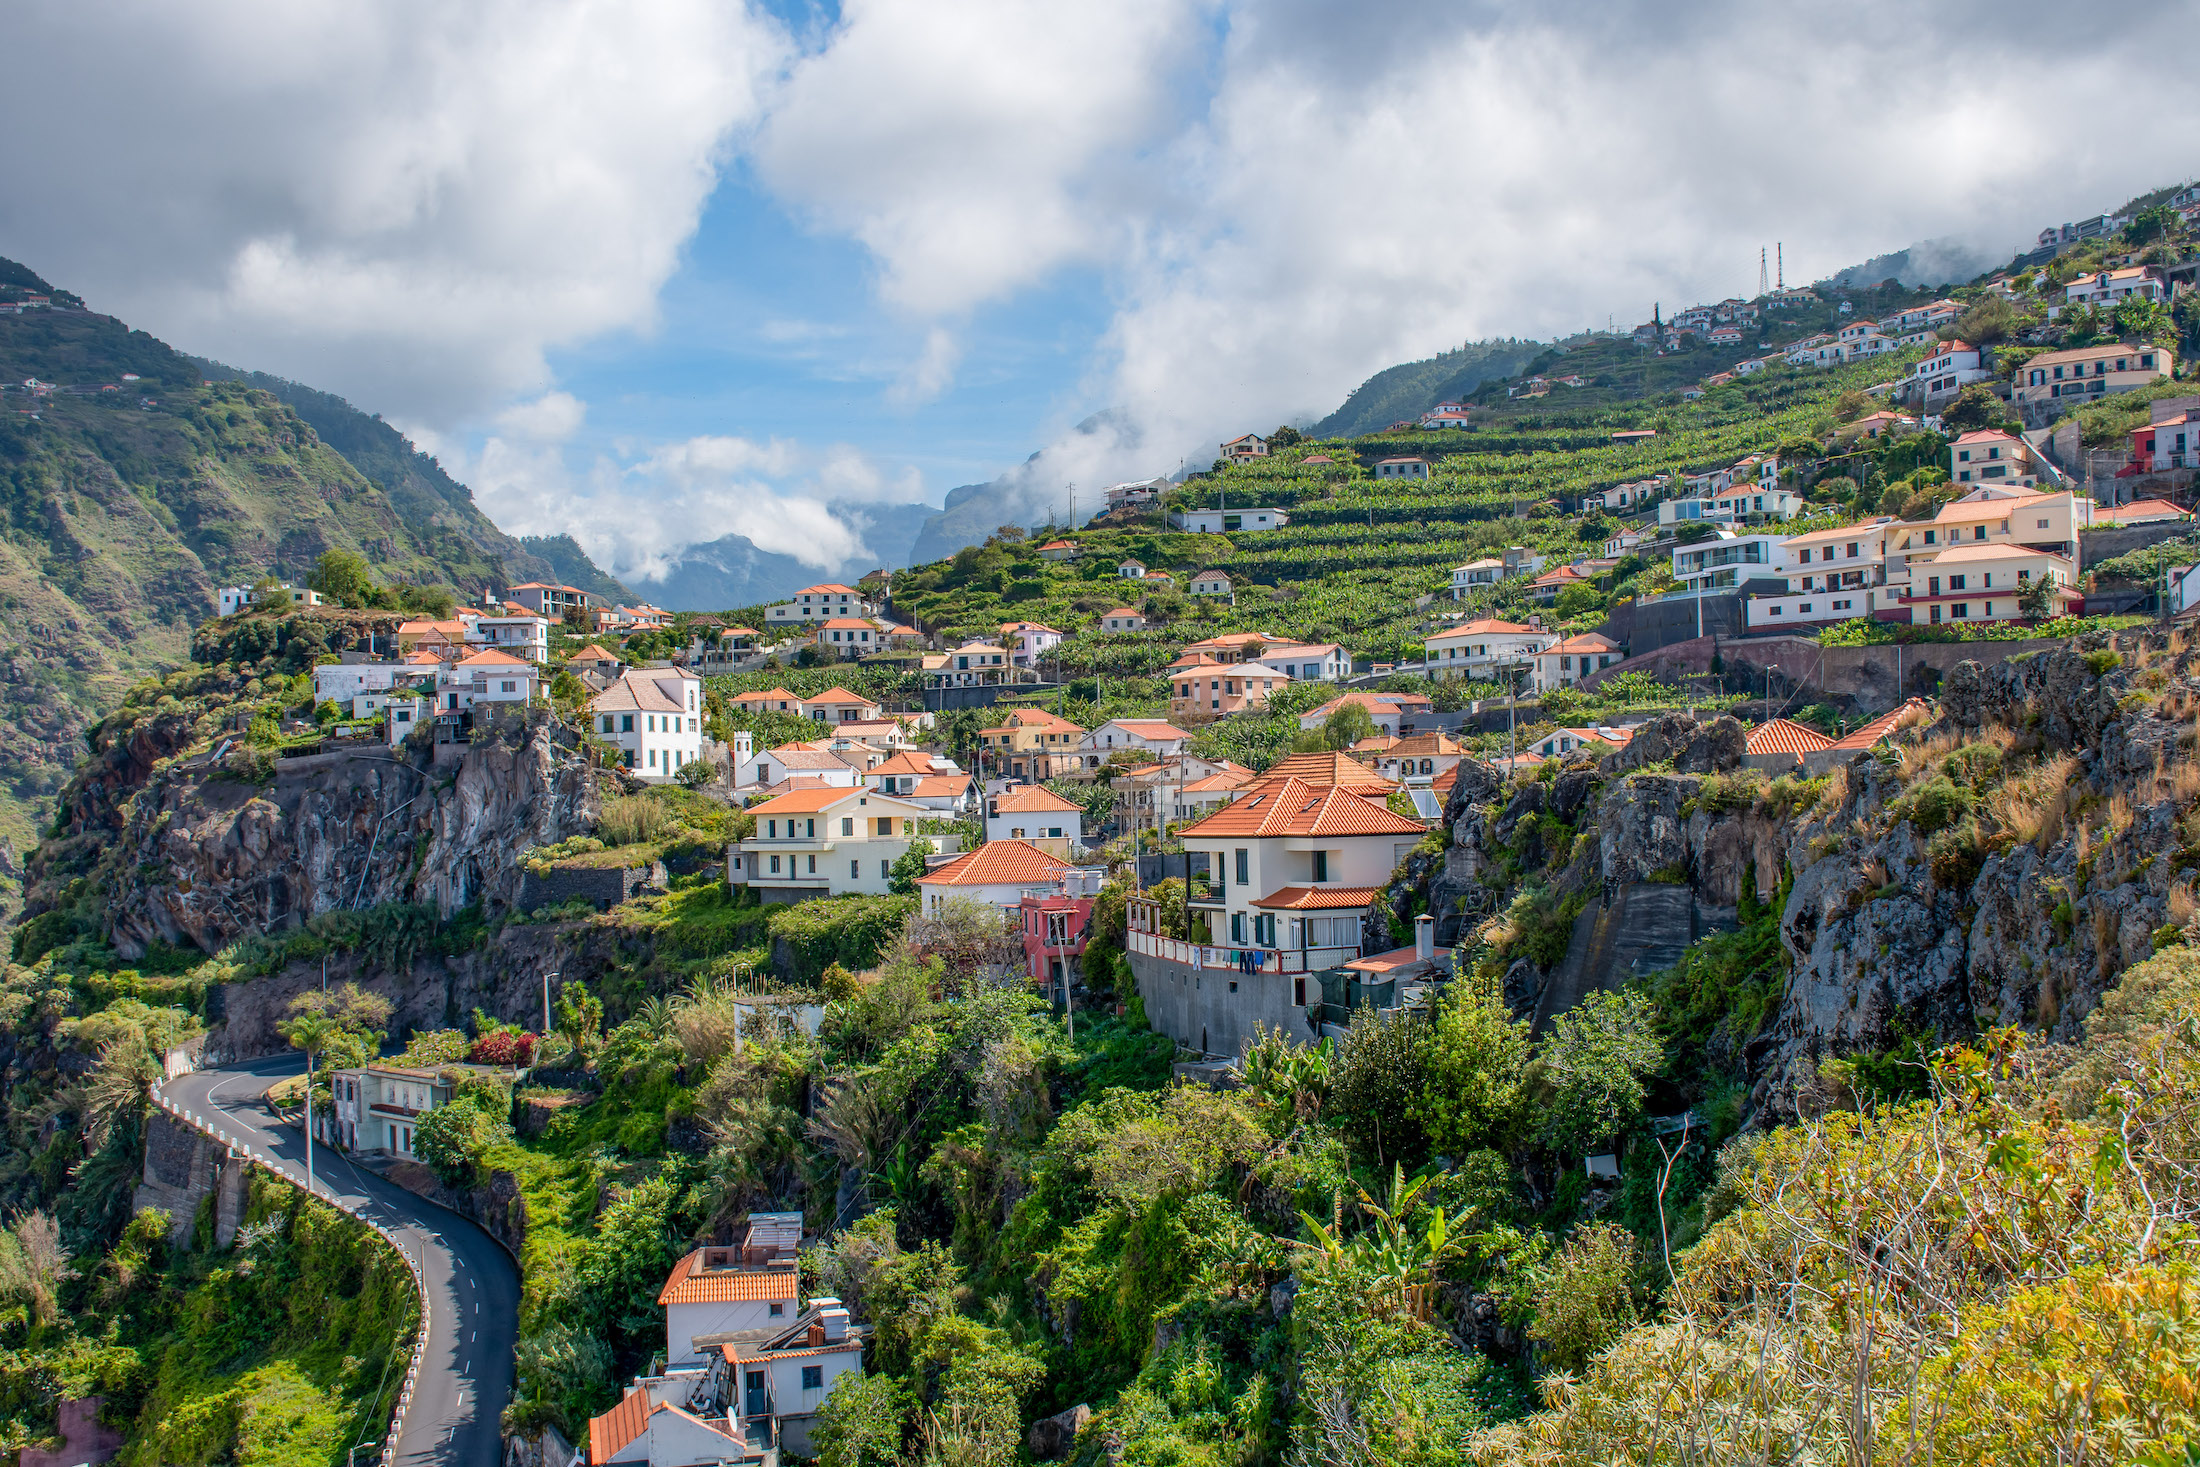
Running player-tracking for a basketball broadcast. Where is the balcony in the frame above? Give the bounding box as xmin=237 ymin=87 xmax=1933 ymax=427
xmin=1128 ymin=929 xmax=1361 ymax=974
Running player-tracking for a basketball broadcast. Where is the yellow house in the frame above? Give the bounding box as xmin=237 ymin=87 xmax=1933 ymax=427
xmin=979 ymin=708 xmax=1086 ymax=780
xmin=1885 ymin=488 xmax=2092 ymax=590
xmin=1890 ymin=543 xmax=2078 ymax=626
xmin=2013 ymin=342 xmax=2173 ymax=412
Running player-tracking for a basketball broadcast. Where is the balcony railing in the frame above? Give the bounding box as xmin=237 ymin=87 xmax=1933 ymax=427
xmin=1129 ymin=929 xmax=1361 ymax=974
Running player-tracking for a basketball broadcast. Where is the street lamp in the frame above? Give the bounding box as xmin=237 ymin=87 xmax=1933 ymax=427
xmin=349 ymin=1442 xmax=379 ymax=1467
xmin=542 ymin=970 xmax=558 ymax=1044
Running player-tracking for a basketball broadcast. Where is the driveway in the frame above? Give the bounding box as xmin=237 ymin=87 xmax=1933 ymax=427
xmin=160 ymin=1056 xmax=520 ymax=1466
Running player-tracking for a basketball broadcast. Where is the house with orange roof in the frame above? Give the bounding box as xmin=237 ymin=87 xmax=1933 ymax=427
xmin=1123 ymin=773 xmax=1424 ymax=1055
xmin=985 ymin=783 xmax=1087 ymax=850
xmin=1098 ymin=607 xmax=1146 ymax=633
xmin=505 ymin=581 xmax=593 ymax=618
xmin=468 ymin=610 xmax=550 ymax=662
xmin=395 ymin=617 xmax=472 ymax=655
xmin=1000 ymin=620 xmax=1065 ymax=666
xmin=1367 ymin=732 xmax=1469 ymax=787
xmin=811 ymin=617 xmax=888 ymax=657
xmin=864 ymin=748 xmax=962 ymax=796
xmin=763 ymin=583 xmax=876 ymax=626
xmin=923 ymin=640 xmax=1015 ymax=688
xmin=587 ymin=664 xmax=704 ymax=780
xmin=1801 ymin=700 xmax=1932 ymax=775
xmin=1949 ymin=429 xmax=2040 ymax=487
xmin=915 ymin=838 xmax=1082 ymax=916
xmin=1296 ymin=691 xmax=1432 ymax=736
xmin=1080 ymin=717 xmax=1191 ymax=763
xmin=1743 ymin=717 xmax=1835 ymax=773
xmin=730 ymin=785 xmax=929 ymax=899
xmin=1036 ymin=538 xmax=1078 ymax=561
xmin=910 ymin=771 xmax=977 ymax=815
xmin=2092 ymin=497 xmax=2190 ymax=527
xmin=2013 ymin=341 xmax=2174 ymax=414
xmin=729 ymin=686 xmax=800 ymax=714
xmin=978 ymin=707 xmax=1086 ymax=781
xmin=585 ymin=1211 xmax=867 ymax=1461
xmin=435 ymin=648 xmax=540 ymax=714
xmin=568 ymin=643 xmax=623 ymax=668
xmin=1421 ymin=618 xmax=1557 ymax=683
xmin=732 ymin=740 xmax=863 ymax=791
xmin=1170 ymin=658 xmax=1292 ymax=719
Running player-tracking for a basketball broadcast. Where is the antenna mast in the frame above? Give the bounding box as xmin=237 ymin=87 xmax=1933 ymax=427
xmin=1777 ymin=243 xmax=1784 ymax=291
xmin=1759 ymin=247 xmax=1768 ymax=297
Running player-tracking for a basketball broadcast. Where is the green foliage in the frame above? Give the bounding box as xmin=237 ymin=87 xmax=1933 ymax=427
xmin=1528 ymin=1221 xmax=1643 ymax=1372
xmin=1328 ymin=1007 xmax=1433 ymax=1170
xmin=767 ymin=894 xmax=918 ymax=983
xmin=1652 ymin=871 xmax=1788 ymax=1083
xmin=1535 ymin=990 xmax=1663 ymax=1156
xmin=1413 ymin=974 xmax=1532 ymax=1159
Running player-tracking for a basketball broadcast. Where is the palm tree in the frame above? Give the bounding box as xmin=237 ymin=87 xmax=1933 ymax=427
xmin=279 ymin=1010 xmax=338 ymax=1200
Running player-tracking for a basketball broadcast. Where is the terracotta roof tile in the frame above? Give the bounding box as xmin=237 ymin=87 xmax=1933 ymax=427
xmin=918 ymin=839 xmax=1073 ymax=886
xmin=991 ymin=786 xmax=1082 ymax=813
xmin=1258 ymin=752 xmax=1398 ymax=790
xmin=656 ymin=1249 xmax=799 ymax=1306
xmin=1745 ymin=718 xmax=1835 ymax=756
xmin=1179 ymin=778 xmax=1421 ymax=838
xmin=589 ymin=1386 xmax=650 ymax=1463
xmin=1251 ymin=885 xmax=1383 ymax=910
xmin=804 ymin=687 xmax=880 ymax=705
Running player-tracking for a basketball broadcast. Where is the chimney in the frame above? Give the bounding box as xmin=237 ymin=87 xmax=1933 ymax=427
xmin=820 ymin=1305 xmax=850 ymax=1341
xmin=808 ymin=1322 xmax=825 ymax=1346
xmin=1414 ymin=914 xmax=1435 ymax=964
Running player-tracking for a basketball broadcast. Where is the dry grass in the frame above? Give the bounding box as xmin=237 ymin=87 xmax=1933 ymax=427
xmin=2093 ymin=905 xmax=2120 ymax=981
xmin=2101 ymin=791 xmax=2134 ymax=840
xmin=1895 ymin=725 xmax=1969 ymax=782
xmin=2169 ymin=883 xmax=2198 ymax=932
xmin=1983 ymin=753 xmax=2078 ymax=851
xmin=598 ymin=794 xmax=675 ymax=846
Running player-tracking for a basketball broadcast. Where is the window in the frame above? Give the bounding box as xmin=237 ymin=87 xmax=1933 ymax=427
xmin=1312 ymin=850 xmax=1329 ymax=882
xmin=1235 ymin=849 xmax=1249 ymax=886
xmin=620 ymin=714 xmax=634 ymax=733
xmin=770 ymin=855 xmax=781 ymax=873
xmin=769 ymin=1303 xmax=784 ymax=1317
xmin=802 ymin=1366 xmax=824 ymax=1391
xmin=842 ymin=817 xmax=854 ymax=836
xmin=807 ymin=855 xmax=817 ymax=873
xmin=1231 ymin=912 xmax=1245 ymax=943
xmin=1974 ymin=526 xmax=1986 ymax=540
xmin=1953 ymin=603 xmax=1969 ymax=618
xmin=1294 ymin=977 xmax=1306 ymax=1006
xmin=807 ymin=820 xmax=816 ymax=837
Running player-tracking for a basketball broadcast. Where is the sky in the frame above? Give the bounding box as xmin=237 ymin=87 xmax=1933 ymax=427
xmin=2 ymin=0 xmax=2197 ymax=584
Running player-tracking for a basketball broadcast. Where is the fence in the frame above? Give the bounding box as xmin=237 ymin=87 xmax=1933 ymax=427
xmin=149 ymin=1063 xmax=430 ymax=1467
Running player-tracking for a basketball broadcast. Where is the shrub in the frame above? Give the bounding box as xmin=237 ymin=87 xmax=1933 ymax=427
xmin=1892 ymin=776 xmax=1976 ymax=837
xmin=468 ymin=1030 xmax=537 ymax=1067
xmin=1530 ymin=1222 xmax=1642 ymax=1372
xmin=597 ymin=795 xmax=674 ymax=847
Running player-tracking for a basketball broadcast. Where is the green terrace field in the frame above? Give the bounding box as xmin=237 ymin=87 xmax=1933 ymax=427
xmin=888 ymin=347 xmax=1924 ymax=666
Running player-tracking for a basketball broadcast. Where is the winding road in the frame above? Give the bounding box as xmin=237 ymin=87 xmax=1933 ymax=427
xmin=158 ymin=1055 xmax=520 ymax=1466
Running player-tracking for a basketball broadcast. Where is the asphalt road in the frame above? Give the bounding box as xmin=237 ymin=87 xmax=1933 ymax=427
xmin=160 ymin=1055 xmax=520 ymax=1466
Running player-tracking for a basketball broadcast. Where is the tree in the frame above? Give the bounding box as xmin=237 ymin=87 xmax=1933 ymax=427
xmin=886 ymin=841 xmax=931 ymax=895
xmin=1529 ymin=1222 xmax=1641 ymax=1371
xmin=2124 ymin=204 xmax=2177 ymax=246
xmin=675 ymin=758 xmax=715 ymax=789
xmin=555 ymin=982 xmax=604 ymax=1051
xmin=1322 ymin=701 xmax=1378 ymax=750
xmin=2114 ymin=293 xmax=2173 ymax=346
xmin=811 ymin=1372 xmax=910 ymax=1467
xmin=2018 ymin=571 xmax=2059 ymax=621
xmin=1939 ymin=384 xmax=2015 ymax=436
xmin=1535 ymin=989 xmax=1662 ymax=1156
xmin=1414 ymin=973 xmax=1531 ymax=1157
xmin=1329 ymin=1007 xmax=1433 ymax=1170
xmin=308 ymin=548 xmax=375 ymax=607
xmin=1833 ymin=389 xmax=1871 ymax=423
xmin=1269 ymin=425 xmax=1304 ymax=447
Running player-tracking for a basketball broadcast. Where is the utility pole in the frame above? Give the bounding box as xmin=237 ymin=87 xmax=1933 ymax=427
xmin=542 ymin=970 xmax=558 ymax=1040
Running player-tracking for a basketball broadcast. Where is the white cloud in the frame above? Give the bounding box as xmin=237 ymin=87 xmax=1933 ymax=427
xmin=0 ymin=0 xmax=788 ymax=424
xmin=444 ymin=429 xmax=927 ymax=582
xmin=494 ymin=392 xmax=588 ymax=444
xmin=887 ymin=327 xmax=964 ymax=407
xmin=754 ymin=0 xmax=1207 ymax=313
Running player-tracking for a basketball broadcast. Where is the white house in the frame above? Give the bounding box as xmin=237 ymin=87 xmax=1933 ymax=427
xmin=735 ymin=741 xmax=863 ymax=791
xmin=863 ymin=749 xmax=962 ymax=796
xmin=1532 ymin=633 xmax=1623 ymax=691
xmin=985 ymin=785 xmax=1086 ymax=848
xmin=1082 ymin=718 xmax=1191 ymax=763
xmin=763 ymin=584 xmax=876 ymax=625
xmin=1104 ymin=477 xmax=1170 ymax=511
xmin=799 ymin=687 xmax=885 ymax=724
xmin=1901 ymin=340 xmax=1992 ymax=408
xmin=588 ymin=665 xmax=704 ymax=780
xmin=468 ymin=613 xmax=550 ymax=663
xmin=326 ymin=1064 xmax=456 ymax=1158
xmin=1098 ymin=608 xmax=1146 ymax=633
xmin=436 ymin=649 xmax=540 ymax=713
xmin=1422 ymin=619 xmax=1557 ymax=682
xmin=1118 ymin=559 xmax=1148 ymax=579
xmin=381 ymin=692 xmax=428 ymax=746
xmin=730 ymin=786 xmax=929 ymax=900
xmin=1658 ymin=486 xmax=1800 ymax=527
xmin=926 ymin=642 xmax=1013 ymax=685
xmin=1000 ymin=621 xmax=1064 ymax=666
xmin=1670 ymin=532 xmax=1788 ymax=595
xmin=1244 ymin=642 xmax=1350 ymax=683
xmin=312 ymin=660 xmax=409 ymax=706
xmin=917 ymin=839 xmax=1083 ymax=916
xmin=1175 ymin=507 xmax=1290 ymax=533
xmin=1375 ymin=457 xmax=1431 ymax=479
xmin=1173 ymin=772 xmax=1424 ymax=953
xmin=1221 ymin=433 xmax=1269 ymax=461
xmin=657 ymin=1220 xmax=803 ymax=1367
xmin=2064 ymin=267 xmax=2165 ymax=309
xmin=1188 ymin=570 xmax=1234 ymax=599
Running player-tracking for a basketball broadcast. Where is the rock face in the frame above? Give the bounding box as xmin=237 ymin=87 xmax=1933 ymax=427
xmin=101 ymin=705 xmax=598 ymax=959
xmin=1397 ymin=641 xmax=2197 ymax=1118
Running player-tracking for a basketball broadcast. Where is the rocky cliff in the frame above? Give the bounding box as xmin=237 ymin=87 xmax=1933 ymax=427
xmin=1401 ymin=639 xmax=2200 ymax=1117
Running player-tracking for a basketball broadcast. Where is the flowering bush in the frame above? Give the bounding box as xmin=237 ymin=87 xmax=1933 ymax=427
xmin=468 ymin=1030 xmax=536 ymax=1067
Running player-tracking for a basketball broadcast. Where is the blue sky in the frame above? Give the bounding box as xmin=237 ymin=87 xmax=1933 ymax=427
xmin=4 ymin=1 xmax=2196 ymax=584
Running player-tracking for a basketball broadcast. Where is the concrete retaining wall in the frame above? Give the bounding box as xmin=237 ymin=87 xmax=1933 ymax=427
xmin=2082 ymin=522 xmax=2194 ymax=570
xmin=515 ymin=859 xmax=665 ymax=912
xmin=1586 ymin=632 xmax=2076 ymax=716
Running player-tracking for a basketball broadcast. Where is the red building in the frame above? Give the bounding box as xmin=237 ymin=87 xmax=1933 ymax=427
xmin=1020 ymin=885 xmax=1096 ymax=994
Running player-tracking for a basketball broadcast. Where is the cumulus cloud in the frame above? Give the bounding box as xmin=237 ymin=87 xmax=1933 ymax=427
xmin=494 ymin=392 xmax=588 ymax=444
xmin=443 ymin=428 xmax=928 ymax=582
xmin=887 ymin=327 xmax=964 ymax=407
xmin=0 ymin=0 xmax=787 ymax=424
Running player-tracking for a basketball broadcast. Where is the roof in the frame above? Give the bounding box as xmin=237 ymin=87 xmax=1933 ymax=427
xmin=2020 ymin=342 xmax=2170 ymax=367
xmin=1102 ymin=719 xmax=1189 ymax=739
xmin=1100 ymin=608 xmax=1142 ymax=620
xmin=914 ymin=774 xmax=973 ymax=796
xmin=1179 ymin=769 xmax=1254 ymax=794
xmin=1426 ymin=618 xmax=1544 ymax=645
xmin=1251 ymin=885 xmax=1384 ymax=910
xmin=1376 ymin=456 xmax=1432 ymax=465
xmin=1191 ymin=569 xmax=1232 ymax=582
xmin=1746 ymin=718 xmax=1835 ymax=756
xmin=731 ymin=687 xmax=799 ymax=703
xmin=587 ymin=670 xmax=690 ymax=715
xmin=819 ymin=617 xmax=878 ymax=630
xmin=1826 ymin=699 xmax=1932 ymax=751
xmin=869 ymin=750 xmax=944 ymax=777
xmin=2094 ymin=499 xmax=2190 ymax=523
xmin=589 ymin=1387 xmax=651 ymax=1464
xmin=657 ymin=1249 xmax=800 ymax=1306
xmin=795 ymin=583 xmax=860 ymax=595
xmin=1784 ymin=519 xmax=1895 ymax=547
xmin=1037 ymin=539 xmax=1075 ymax=550
xmin=1953 ymin=430 xmax=2023 ymax=447
xmin=745 ymin=784 xmax=883 ymax=815
xmin=761 ymin=747 xmax=863 ymax=772
xmin=804 ymin=687 xmax=880 ymax=705
xmin=454 ymin=648 xmax=532 ymax=669
xmin=568 ymin=644 xmax=622 ymax=663
xmin=1544 ymin=633 xmax=1618 ymax=656
xmin=918 ymin=839 xmax=1074 ymax=886
xmin=1179 ymin=778 xmax=1422 ymax=838
xmin=991 ymin=785 xmax=1082 ymax=814
xmin=1385 ymin=732 xmax=1464 ymax=757
xmin=1921 ymin=543 xmax=2073 ymax=565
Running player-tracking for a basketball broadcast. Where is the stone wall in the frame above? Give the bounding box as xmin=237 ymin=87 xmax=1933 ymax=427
xmin=134 ymin=1110 xmax=249 ymax=1248
xmin=515 ymin=858 xmax=664 ymax=913
xmin=1584 ymin=632 xmax=2079 ymax=715
xmin=2081 ymin=522 xmax=2193 ymax=570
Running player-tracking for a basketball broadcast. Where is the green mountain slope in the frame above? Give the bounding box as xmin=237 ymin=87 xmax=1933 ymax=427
xmin=193 ymin=358 xmax=629 ymax=602
xmin=1312 ymin=338 xmax=1545 ymax=437
xmin=0 ymin=276 xmax=562 ymax=898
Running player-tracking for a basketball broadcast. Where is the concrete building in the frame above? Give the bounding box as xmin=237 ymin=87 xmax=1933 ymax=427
xmin=1175 ymin=507 xmax=1290 ymax=533
xmin=327 ymin=1064 xmax=457 ymax=1158
xmin=730 ymin=787 xmax=929 ymax=900
xmin=587 ymin=665 xmax=705 ymax=780
xmin=2013 ymin=343 xmax=2174 ymax=415
xmin=1422 ymin=618 xmax=1557 ymax=682
xmin=985 ymin=785 xmax=1086 ymax=849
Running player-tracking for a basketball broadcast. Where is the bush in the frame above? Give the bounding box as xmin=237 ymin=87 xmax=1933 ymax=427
xmin=1892 ymin=776 xmax=1976 ymax=837
xmin=468 ymin=1030 xmax=536 ymax=1067
xmin=1529 ymin=1222 xmax=1642 ymax=1372
xmin=597 ymin=795 xmax=674 ymax=847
